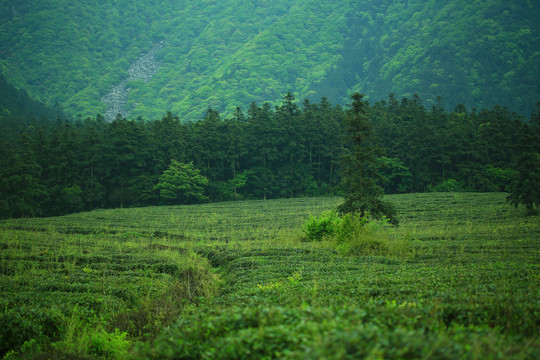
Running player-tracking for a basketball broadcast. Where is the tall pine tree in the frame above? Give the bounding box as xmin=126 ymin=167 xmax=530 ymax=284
xmin=338 ymin=93 xmax=398 ymax=225
xmin=507 ymin=103 xmax=540 ymax=215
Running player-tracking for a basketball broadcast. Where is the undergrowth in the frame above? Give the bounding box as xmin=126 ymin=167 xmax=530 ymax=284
xmin=302 ymin=211 xmax=409 ymax=257
xmin=0 ymin=234 xmax=220 ymax=359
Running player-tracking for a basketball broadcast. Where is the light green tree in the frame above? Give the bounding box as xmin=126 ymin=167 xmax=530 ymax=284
xmin=154 ymin=160 xmax=209 ymax=204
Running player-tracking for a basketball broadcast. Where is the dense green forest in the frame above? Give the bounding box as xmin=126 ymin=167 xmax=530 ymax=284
xmin=2 ymin=90 xmax=538 ymax=219
xmin=0 ymin=0 xmax=538 ymax=121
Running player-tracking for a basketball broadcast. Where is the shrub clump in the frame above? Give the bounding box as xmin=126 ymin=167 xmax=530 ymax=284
xmin=302 ymin=211 xmax=407 ymax=257
xmin=0 ymin=307 xmax=64 ymax=358
xmin=302 ymin=211 xmax=342 ymax=242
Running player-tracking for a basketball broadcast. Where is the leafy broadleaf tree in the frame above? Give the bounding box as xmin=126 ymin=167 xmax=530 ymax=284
xmin=338 ymin=93 xmax=398 ymax=225
xmin=379 ymin=157 xmax=412 ymax=194
xmin=154 ymin=160 xmax=209 ymax=205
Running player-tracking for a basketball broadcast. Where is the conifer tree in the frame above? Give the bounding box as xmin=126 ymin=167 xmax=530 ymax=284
xmin=338 ymin=93 xmax=398 ymax=225
xmin=507 ymin=103 xmax=540 ymax=215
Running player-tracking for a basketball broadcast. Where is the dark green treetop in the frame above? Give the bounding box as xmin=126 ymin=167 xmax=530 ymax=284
xmin=338 ymin=93 xmax=398 ymax=225
xmin=507 ymin=103 xmax=540 ymax=214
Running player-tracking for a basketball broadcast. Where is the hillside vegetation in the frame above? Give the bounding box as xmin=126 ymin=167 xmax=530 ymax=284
xmin=0 ymin=0 xmax=538 ymax=120
xmin=0 ymin=193 xmax=538 ymax=358
xmin=3 ymin=93 xmax=538 ymax=219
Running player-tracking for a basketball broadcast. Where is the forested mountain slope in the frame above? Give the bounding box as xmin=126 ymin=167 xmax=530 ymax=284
xmin=0 ymin=73 xmax=62 ymax=120
xmin=0 ymin=0 xmax=538 ymax=121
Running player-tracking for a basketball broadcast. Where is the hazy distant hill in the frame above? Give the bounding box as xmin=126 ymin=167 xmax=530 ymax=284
xmin=1 ymin=0 xmax=538 ymax=120
xmin=0 ymin=73 xmax=62 ymax=120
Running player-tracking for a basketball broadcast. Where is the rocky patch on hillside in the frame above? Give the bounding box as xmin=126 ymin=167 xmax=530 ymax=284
xmin=101 ymin=43 xmax=162 ymax=121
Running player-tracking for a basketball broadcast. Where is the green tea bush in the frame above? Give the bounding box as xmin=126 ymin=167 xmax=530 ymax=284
xmin=136 ymin=304 xmax=536 ymax=360
xmin=302 ymin=211 xmax=341 ymax=241
xmin=302 ymin=211 xmax=407 ymax=257
xmin=53 ymin=315 xmax=130 ymax=360
xmin=82 ymin=329 xmax=130 ymax=359
xmin=109 ymin=251 xmax=220 ymax=339
xmin=333 ymin=213 xmax=396 ymax=256
xmin=1 ymin=194 xmax=537 ymax=359
xmin=0 ymin=307 xmax=64 ymax=357
xmin=134 ymin=306 xmax=320 ymax=359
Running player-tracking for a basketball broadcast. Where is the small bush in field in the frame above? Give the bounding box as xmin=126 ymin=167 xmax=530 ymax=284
xmin=302 ymin=211 xmax=406 ymax=256
xmin=83 ymin=329 xmax=130 ymax=360
xmin=333 ymin=212 xmax=390 ymax=256
xmin=302 ymin=211 xmax=342 ymax=241
xmin=336 ymin=213 xmax=410 ymax=257
xmin=0 ymin=307 xmax=64 ymax=358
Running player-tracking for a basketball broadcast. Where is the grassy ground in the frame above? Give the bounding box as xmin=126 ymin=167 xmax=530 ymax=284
xmin=0 ymin=193 xmax=538 ymax=359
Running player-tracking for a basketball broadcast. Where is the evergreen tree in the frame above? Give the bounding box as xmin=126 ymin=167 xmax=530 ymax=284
xmin=319 ymin=98 xmax=344 ymax=191
xmin=149 ymin=112 xmax=188 ymax=173
xmin=103 ymin=116 xmax=150 ymax=208
xmin=78 ymin=115 xmax=107 ymax=210
xmin=245 ymin=102 xmax=279 ymax=199
xmin=276 ymin=92 xmax=306 ymax=197
xmin=0 ymin=134 xmax=45 ymax=218
xmin=338 ymin=93 xmax=398 ymax=225
xmin=507 ymin=104 xmax=540 ymax=214
xmin=224 ymin=107 xmax=247 ymax=192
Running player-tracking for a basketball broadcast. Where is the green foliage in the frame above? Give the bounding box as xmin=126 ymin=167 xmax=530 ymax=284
xmin=0 ymin=73 xmax=64 ymax=120
xmin=1 ymin=0 xmax=538 ymax=120
xmin=507 ymin=117 xmax=540 ymax=214
xmin=302 ymin=210 xmax=341 ymax=241
xmin=228 ymin=170 xmax=251 ymax=194
xmin=137 ymin=303 xmax=539 ymax=360
xmin=0 ymin=222 xmax=220 ymax=358
xmin=87 ymin=329 xmax=130 ymax=359
xmin=154 ymin=159 xmax=209 ymax=204
xmin=133 ymin=194 xmax=536 ymax=360
xmin=485 ymin=165 xmax=516 ymax=192
xmin=428 ymin=179 xmax=467 ymax=193
xmin=62 ymin=328 xmax=130 ymax=360
xmin=338 ymin=93 xmax=399 ymax=225
xmin=324 ymin=0 xmax=540 ymax=116
xmin=0 ymin=193 xmax=539 ymax=359
xmin=0 ymin=92 xmax=536 ymax=220
xmin=332 ymin=212 xmax=407 ymax=257
xmin=302 ymin=210 xmax=406 ymax=257
xmin=0 ymin=307 xmax=64 ymax=357
xmin=379 ymin=157 xmax=412 ymax=193
xmin=0 ymin=153 xmax=45 ymax=218
xmin=61 ymin=184 xmax=84 ymax=213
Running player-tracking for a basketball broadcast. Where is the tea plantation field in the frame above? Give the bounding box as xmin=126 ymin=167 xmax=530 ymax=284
xmin=0 ymin=193 xmax=538 ymax=359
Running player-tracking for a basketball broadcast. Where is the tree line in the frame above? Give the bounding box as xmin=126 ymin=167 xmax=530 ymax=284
xmin=1 ymin=93 xmax=538 ymax=219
